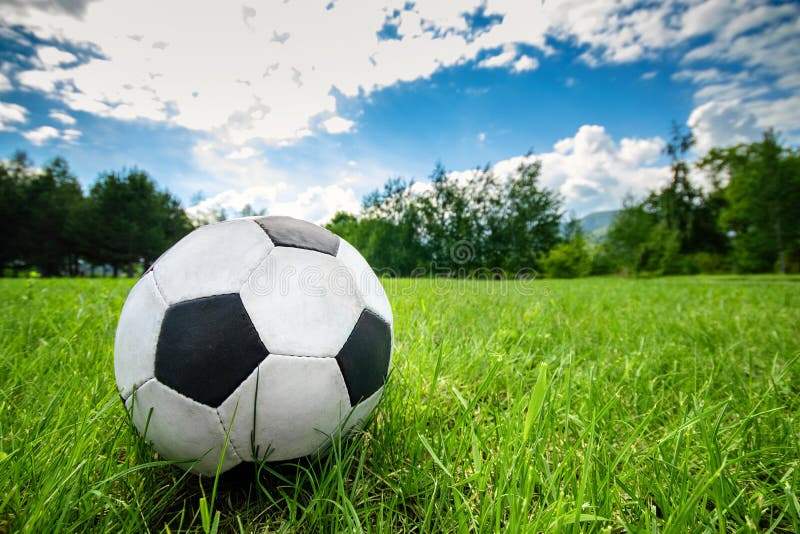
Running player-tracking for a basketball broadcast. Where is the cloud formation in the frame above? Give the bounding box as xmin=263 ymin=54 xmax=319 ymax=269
xmin=688 ymin=100 xmax=762 ymax=154
xmin=0 ymin=101 xmax=28 ymax=130
xmin=48 ymin=109 xmax=76 ymax=125
xmin=187 ymin=184 xmax=360 ymax=226
xmin=674 ymin=1 xmax=799 ymax=150
xmin=450 ymin=125 xmax=669 ymax=215
xmin=0 ymin=0 xmax=98 ymax=18
xmin=22 ymin=124 xmax=81 ymax=145
xmin=2 ymin=0 xmax=794 ymax=151
xmin=478 ymin=45 xmax=538 ymax=72
xmin=184 ymin=139 xmax=362 ymax=224
xmin=320 ymin=116 xmax=355 ymax=134
xmin=35 ymin=45 xmax=78 ymax=68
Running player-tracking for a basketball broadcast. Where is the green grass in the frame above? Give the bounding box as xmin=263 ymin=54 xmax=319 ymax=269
xmin=1 ymin=276 xmax=799 ymax=532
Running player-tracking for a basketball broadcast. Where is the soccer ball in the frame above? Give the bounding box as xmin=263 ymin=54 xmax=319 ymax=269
xmin=114 ymin=216 xmax=392 ymax=475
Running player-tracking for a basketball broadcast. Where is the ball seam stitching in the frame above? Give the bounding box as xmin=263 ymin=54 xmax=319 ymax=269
xmin=215 ymin=408 xmax=245 ymax=465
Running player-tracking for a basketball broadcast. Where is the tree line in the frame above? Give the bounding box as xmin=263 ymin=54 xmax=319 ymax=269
xmin=326 ymin=159 xmax=562 ymax=277
xmin=601 ymin=127 xmax=800 ymax=276
xmin=1 ymin=126 xmax=797 ymax=278
xmin=328 ymin=127 xmax=800 ymax=277
xmin=0 ymin=151 xmax=192 ymax=277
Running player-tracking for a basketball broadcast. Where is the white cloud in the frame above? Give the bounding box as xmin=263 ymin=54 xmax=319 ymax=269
xmin=22 ymin=125 xmax=60 ymax=145
xmin=477 ymin=132 xmax=486 ymax=142
xmin=447 ymin=125 xmax=669 ymax=215
xmin=190 ymin=140 xmax=286 ymax=192
xmin=187 ymin=185 xmax=283 ymax=220
xmin=477 ymin=45 xmax=518 ymax=69
xmin=475 ymin=46 xmax=537 ymax=73
xmin=22 ymin=124 xmax=81 ymax=145
xmin=619 ymin=136 xmax=663 ymax=164
xmin=688 ymin=100 xmax=762 ymax=154
xmin=0 ymin=101 xmax=28 ymax=130
xmin=416 ymin=125 xmax=669 ymax=215
xmin=685 ymin=90 xmax=800 ymax=154
xmin=675 ymin=1 xmax=800 ymax=149
xmin=537 ymin=126 xmax=669 ymax=213
xmin=320 ymin=116 xmax=355 ymax=134
xmin=48 ymin=109 xmax=76 ymax=125
xmin=271 ymin=184 xmax=360 ymax=223
xmin=185 ymin=138 xmax=365 ymax=224
xmin=641 ymin=71 xmax=657 ymax=80
xmin=512 ymin=55 xmax=538 ymax=72
xmin=1 ymin=0 xmax=796 ymax=152
xmin=225 ymin=146 xmax=260 ymax=160
xmin=61 ymin=128 xmax=82 ymax=142
xmin=672 ymin=68 xmax=725 ymax=84
xmin=0 ymin=72 xmax=11 ymax=92
xmin=187 ymin=183 xmax=360 ymax=225
xmin=36 ymin=45 xmax=78 ymax=67
xmin=0 ymin=0 xmax=664 ymax=147
xmin=680 ymin=29 xmax=800 ymax=155
xmin=409 ymin=181 xmax=433 ymax=196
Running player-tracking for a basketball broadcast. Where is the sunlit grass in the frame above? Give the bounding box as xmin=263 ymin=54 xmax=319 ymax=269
xmin=0 ymin=276 xmax=798 ymax=532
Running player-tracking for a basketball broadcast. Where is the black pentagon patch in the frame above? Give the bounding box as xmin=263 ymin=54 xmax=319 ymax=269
xmin=254 ymin=215 xmax=339 ymax=256
xmin=336 ymin=309 xmax=391 ymax=406
xmin=155 ymin=293 xmax=269 ymax=407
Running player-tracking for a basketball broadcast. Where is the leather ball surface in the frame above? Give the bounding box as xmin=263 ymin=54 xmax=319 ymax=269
xmin=114 ymin=216 xmax=392 ymax=475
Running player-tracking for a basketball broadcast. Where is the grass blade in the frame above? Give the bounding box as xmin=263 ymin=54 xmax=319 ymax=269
xmin=523 ymin=362 xmax=548 ymax=442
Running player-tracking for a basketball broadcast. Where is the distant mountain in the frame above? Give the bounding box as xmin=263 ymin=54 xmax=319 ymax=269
xmin=578 ymin=209 xmax=619 ymax=242
xmin=579 ymin=210 xmax=619 ymax=234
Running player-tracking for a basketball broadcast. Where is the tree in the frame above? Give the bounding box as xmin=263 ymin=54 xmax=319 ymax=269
xmin=540 ymin=219 xmax=591 ymax=278
xmin=417 ymin=163 xmax=480 ymax=272
xmin=494 ymin=160 xmax=563 ymax=272
xmin=654 ymin=123 xmax=727 ymax=256
xmin=603 ymin=123 xmax=730 ymax=276
xmin=348 ymin=159 xmax=563 ymax=276
xmin=0 ymin=153 xmax=84 ymax=276
xmin=0 ymin=152 xmax=30 ymax=272
xmin=417 ymin=159 xmax=562 ymax=274
xmin=331 ymin=178 xmax=430 ymax=275
xmin=23 ymin=157 xmax=84 ymax=276
xmin=239 ymin=204 xmax=266 ymax=217
xmin=699 ymin=130 xmax=800 ymax=273
xmin=82 ymin=169 xmax=193 ymax=276
xmin=605 ymin=195 xmax=657 ymax=275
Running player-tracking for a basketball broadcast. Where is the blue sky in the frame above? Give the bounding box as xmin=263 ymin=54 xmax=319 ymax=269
xmin=0 ymin=0 xmax=797 ymax=222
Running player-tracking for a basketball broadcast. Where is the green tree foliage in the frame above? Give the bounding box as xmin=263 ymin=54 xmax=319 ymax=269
xmin=604 ymin=124 xmax=729 ymax=276
xmin=604 ymin=195 xmax=656 ymax=274
xmin=417 ymin=163 xmax=479 ymax=271
xmin=491 ymin=160 xmax=563 ymax=272
xmin=0 ymin=152 xmax=32 ymax=272
xmin=699 ymin=129 xmax=800 ymax=273
xmin=655 ymin=123 xmax=728 ymax=256
xmin=327 ymin=179 xmax=430 ymax=275
xmin=6 ymin=127 xmax=795 ymax=279
xmin=83 ymin=169 xmax=193 ymax=276
xmin=363 ymin=178 xmax=429 ymax=274
xmin=0 ymin=153 xmax=84 ymax=276
xmin=540 ymin=219 xmax=591 ymax=278
xmin=327 ymin=159 xmax=563 ymax=276
xmin=239 ymin=204 xmax=266 ymax=217
xmin=0 ymin=154 xmax=192 ymax=277
xmin=25 ymin=157 xmax=85 ymax=276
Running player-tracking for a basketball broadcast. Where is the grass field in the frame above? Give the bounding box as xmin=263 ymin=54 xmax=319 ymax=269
xmin=1 ymin=276 xmax=799 ymax=532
